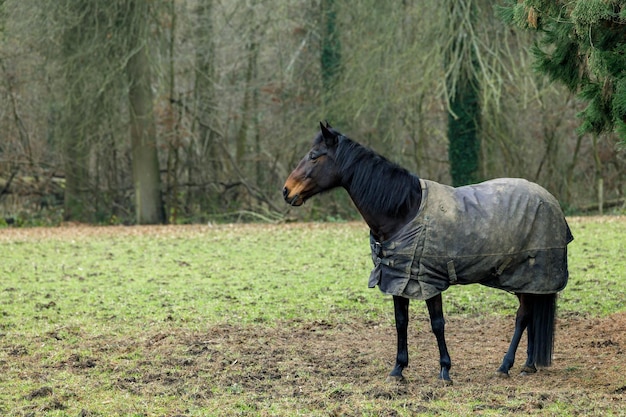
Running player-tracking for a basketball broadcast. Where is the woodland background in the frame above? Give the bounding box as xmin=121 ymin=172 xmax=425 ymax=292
xmin=0 ymin=0 xmax=625 ymax=226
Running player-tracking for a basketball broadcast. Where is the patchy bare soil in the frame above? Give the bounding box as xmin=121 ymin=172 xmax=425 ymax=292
xmin=17 ymin=312 xmax=622 ymax=416
xmin=183 ymin=313 xmax=626 ymax=413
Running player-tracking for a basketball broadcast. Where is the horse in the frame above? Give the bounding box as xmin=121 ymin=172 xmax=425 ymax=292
xmin=282 ymin=122 xmax=573 ymax=384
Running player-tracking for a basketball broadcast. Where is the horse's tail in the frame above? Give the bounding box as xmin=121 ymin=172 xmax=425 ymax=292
xmin=531 ymin=293 xmax=557 ymax=367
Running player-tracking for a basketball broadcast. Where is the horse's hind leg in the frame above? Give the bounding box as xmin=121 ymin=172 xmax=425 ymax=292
xmin=389 ymin=295 xmax=409 ymax=382
xmin=426 ymin=294 xmax=452 ymax=384
xmin=497 ymin=293 xmax=531 ymax=377
xmin=520 ymin=319 xmax=537 ymax=375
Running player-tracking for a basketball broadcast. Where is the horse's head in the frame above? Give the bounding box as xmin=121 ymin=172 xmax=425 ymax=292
xmin=283 ymin=122 xmax=343 ymax=206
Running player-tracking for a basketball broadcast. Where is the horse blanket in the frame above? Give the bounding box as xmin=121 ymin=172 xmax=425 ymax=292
xmin=368 ymin=178 xmax=573 ymax=300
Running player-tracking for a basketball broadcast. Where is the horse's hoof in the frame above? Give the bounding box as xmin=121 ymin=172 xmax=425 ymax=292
xmin=386 ymin=375 xmax=406 ymax=384
xmin=495 ymin=370 xmax=510 ymax=378
xmin=520 ymin=365 xmax=537 ymax=376
xmin=439 ymin=378 xmax=453 ymax=386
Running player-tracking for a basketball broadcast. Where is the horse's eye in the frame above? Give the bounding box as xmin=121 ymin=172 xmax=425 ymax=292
xmin=309 ymin=151 xmax=320 ymax=160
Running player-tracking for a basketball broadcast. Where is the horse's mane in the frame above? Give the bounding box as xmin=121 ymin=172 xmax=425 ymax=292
xmin=332 ymin=134 xmax=422 ymax=218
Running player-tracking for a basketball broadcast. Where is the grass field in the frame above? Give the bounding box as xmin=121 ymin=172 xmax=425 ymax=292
xmin=0 ymin=217 xmax=625 ymax=416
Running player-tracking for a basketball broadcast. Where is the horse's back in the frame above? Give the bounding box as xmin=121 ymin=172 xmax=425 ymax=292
xmin=420 ymin=178 xmax=572 ymax=293
xmin=431 ymin=178 xmax=571 ymax=248
xmin=369 ymin=178 xmax=572 ymax=300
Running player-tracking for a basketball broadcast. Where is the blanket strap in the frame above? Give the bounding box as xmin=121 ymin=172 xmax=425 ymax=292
xmin=371 ymin=241 xmax=388 ymax=266
xmin=495 ymin=257 xmax=513 ymax=276
xmin=447 ymin=260 xmax=458 ymax=284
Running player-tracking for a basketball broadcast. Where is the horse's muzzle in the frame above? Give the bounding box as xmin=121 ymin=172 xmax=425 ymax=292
xmin=283 ymin=187 xmax=303 ymax=206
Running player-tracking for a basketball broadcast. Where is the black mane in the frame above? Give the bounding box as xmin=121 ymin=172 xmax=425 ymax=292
xmin=334 ymin=135 xmax=422 ymax=219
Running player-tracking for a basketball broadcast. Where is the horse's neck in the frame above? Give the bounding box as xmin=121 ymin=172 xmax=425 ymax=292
xmin=337 ymin=142 xmax=422 ymax=241
xmin=346 ymin=188 xmax=420 ymax=242
xmin=359 ymin=210 xmax=405 ymax=242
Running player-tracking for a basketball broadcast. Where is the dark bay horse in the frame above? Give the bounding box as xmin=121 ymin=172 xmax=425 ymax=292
xmin=283 ymin=123 xmax=573 ymax=384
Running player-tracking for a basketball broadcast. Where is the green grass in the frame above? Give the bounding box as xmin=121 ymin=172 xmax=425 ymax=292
xmin=2 ymin=224 xmax=385 ymax=332
xmin=3 ymin=218 xmax=621 ymax=333
xmin=561 ymin=217 xmax=626 ymax=315
xmin=0 ymin=218 xmax=624 ymax=416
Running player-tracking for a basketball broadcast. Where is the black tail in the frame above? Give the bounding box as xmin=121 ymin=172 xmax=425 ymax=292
xmin=531 ymin=293 xmax=557 ymax=367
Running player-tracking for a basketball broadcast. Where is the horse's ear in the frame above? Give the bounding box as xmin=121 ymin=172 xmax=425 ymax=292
xmin=319 ymin=121 xmax=338 ymax=147
xmin=324 ymin=120 xmax=332 ymax=129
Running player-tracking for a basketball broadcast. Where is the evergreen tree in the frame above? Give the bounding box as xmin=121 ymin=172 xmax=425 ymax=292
xmin=500 ymin=0 xmax=626 ymax=142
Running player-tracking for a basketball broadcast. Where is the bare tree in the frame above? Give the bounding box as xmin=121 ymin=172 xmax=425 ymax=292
xmin=126 ymin=1 xmax=165 ymax=224
xmin=1 ymin=0 xmax=623 ymax=225
xmin=192 ymin=0 xmax=221 ymax=191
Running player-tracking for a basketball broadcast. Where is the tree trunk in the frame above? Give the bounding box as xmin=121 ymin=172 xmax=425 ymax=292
xmin=127 ymin=6 xmax=164 ymax=225
xmin=235 ymin=37 xmax=258 ymax=165
xmin=235 ymin=3 xmax=259 ymax=167
xmin=165 ymin=0 xmax=179 ymax=224
xmin=61 ymin=22 xmax=90 ymax=222
xmin=321 ymin=0 xmax=341 ymax=93
xmin=194 ymin=0 xmax=218 ymax=167
xmin=592 ymin=134 xmax=604 ymax=215
xmin=321 ymin=0 xmax=341 ymax=110
xmin=188 ymin=0 xmax=223 ymax=213
xmin=445 ymin=0 xmax=481 ymax=187
xmin=62 ymin=114 xmax=89 ymax=221
xmin=447 ymin=76 xmax=480 ymax=186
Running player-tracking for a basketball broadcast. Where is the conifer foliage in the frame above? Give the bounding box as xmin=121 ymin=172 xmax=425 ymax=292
xmin=500 ymin=1 xmax=626 ymax=142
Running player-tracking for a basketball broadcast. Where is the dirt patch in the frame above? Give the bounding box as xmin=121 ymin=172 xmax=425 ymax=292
xmin=185 ymin=312 xmax=626 ymax=391
xmin=101 ymin=312 xmax=625 ymax=414
xmin=10 ymin=311 xmax=625 ymax=415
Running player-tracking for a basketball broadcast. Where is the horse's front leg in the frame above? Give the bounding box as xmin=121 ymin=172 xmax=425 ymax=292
xmin=389 ymin=295 xmax=409 ymax=382
xmin=426 ymin=294 xmax=452 ymax=384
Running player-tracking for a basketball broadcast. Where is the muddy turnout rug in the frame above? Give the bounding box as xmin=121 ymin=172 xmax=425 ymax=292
xmin=369 ymin=178 xmax=574 ymax=300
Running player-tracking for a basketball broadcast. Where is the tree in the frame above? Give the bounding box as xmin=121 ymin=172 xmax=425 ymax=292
xmin=44 ymin=0 xmax=165 ymax=224
xmin=500 ymin=0 xmax=626 ymax=143
xmin=191 ymin=0 xmax=221 ymax=212
xmin=444 ymin=0 xmax=481 ymax=186
xmin=126 ymin=1 xmax=165 ymax=224
xmin=55 ymin=1 xmax=99 ymax=222
xmin=235 ymin=2 xmax=260 ymax=166
xmin=321 ymin=0 xmax=341 ymax=110
xmin=60 ymin=77 xmax=90 ymax=222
